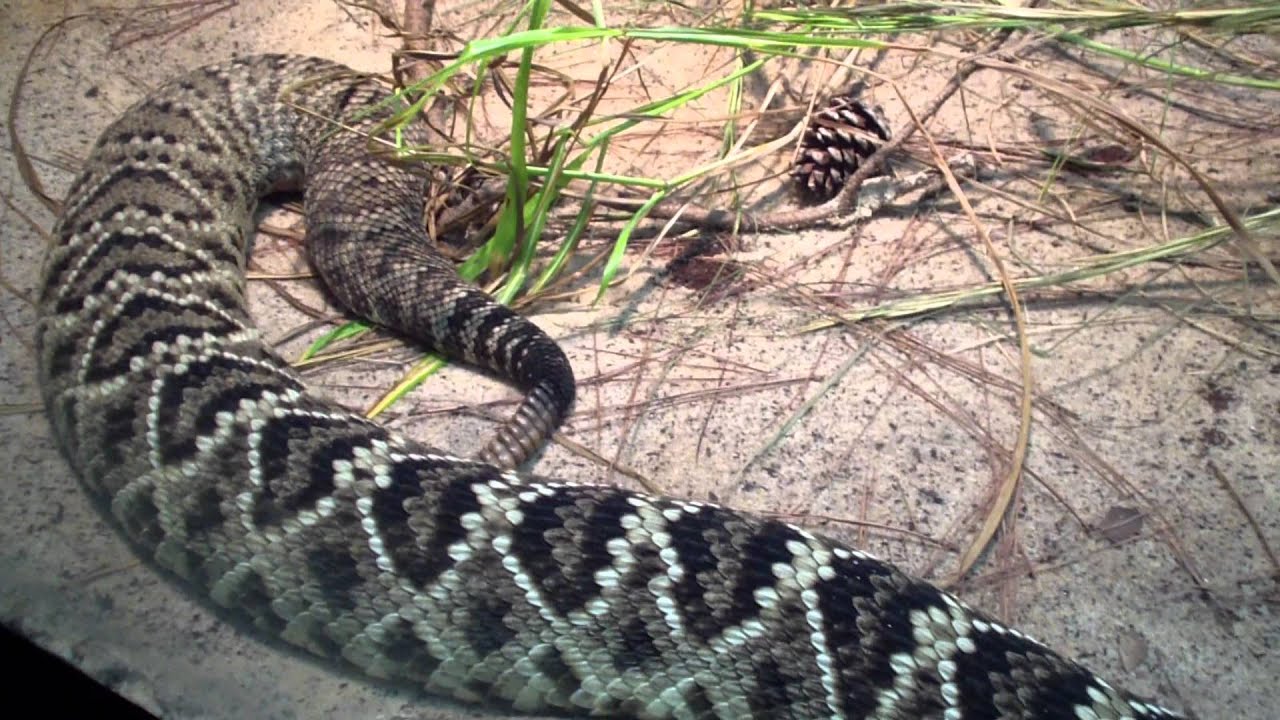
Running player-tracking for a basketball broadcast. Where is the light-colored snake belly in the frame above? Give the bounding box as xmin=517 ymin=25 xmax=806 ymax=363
xmin=35 ymin=54 xmax=1184 ymax=720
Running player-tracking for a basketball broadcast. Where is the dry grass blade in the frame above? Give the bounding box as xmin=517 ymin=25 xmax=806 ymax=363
xmin=8 ymin=17 xmax=93 ymax=214
xmin=1209 ymin=462 xmax=1280 ymax=579
xmin=907 ymin=105 xmax=1036 ymax=580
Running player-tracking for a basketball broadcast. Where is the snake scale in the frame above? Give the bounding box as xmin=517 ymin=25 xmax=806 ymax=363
xmin=36 ymin=54 xmax=1184 ymax=720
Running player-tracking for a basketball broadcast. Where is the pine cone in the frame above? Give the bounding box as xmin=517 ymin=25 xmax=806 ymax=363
xmin=791 ymin=94 xmax=891 ymax=201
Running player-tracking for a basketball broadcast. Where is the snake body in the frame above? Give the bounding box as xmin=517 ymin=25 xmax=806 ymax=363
xmin=36 ymin=54 xmax=1183 ymax=720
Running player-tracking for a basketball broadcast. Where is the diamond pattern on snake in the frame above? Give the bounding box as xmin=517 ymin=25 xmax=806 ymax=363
xmin=35 ymin=54 xmax=1184 ymax=720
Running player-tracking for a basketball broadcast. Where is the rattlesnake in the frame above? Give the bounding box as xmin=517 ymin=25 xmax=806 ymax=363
xmin=36 ymin=54 xmax=1184 ymax=720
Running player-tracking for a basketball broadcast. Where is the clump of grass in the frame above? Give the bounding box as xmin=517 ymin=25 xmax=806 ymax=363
xmin=298 ymin=0 xmax=1277 ymax=422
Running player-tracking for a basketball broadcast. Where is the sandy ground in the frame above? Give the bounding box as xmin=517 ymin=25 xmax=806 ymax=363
xmin=1 ymin=1 xmax=1277 ymax=718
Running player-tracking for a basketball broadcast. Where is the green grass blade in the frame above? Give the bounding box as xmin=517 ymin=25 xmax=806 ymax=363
xmin=366 ymin=354 xmax=448 ymax=419
xmin=299 ymin=321 xmax=370 ymax=361
xmin=802 ymin=207 xmax=1280 ymax=330
xmin=1057 ymin=32 xmax=1280 ymax=91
